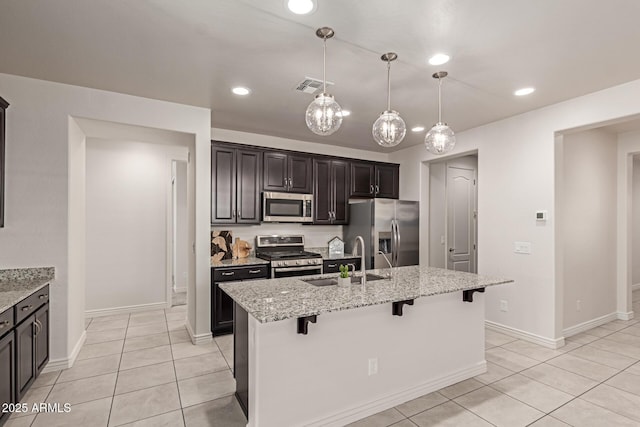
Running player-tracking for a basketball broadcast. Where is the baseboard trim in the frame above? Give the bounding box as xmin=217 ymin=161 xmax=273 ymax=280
xmin=86 ymin=302 xmax=168 ymax=318
xmin=485 ymin=320 xmax=564 ymax=349
xmin=42 ymin=330 xmax=86 ymax=372
xmin=617 ymin=311 xmax=635 ymax=321
xmin=632 ymin=283 xmax=640 ymax=291
xmin=563 ymin=312 xmax=618 ymax=338
xmin=303 ymin=362 xmax=486 ymax=427
xmin=186 ymin=319 xmax=213 ymax=345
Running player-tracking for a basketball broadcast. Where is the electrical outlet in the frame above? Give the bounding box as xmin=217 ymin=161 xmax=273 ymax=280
xmin=368 ymin=358 xmax=378 ymax=376
xmin=500 ymin=300 xmax=508 ymax=312
xmin=440 ymin=236 xmax=445 ymax=245
xmin=576 ymin=300 xmax=581 ymax=311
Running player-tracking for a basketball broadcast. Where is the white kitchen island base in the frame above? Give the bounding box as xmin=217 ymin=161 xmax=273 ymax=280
xmin=241 ymin=291 xmax=486 ymax=427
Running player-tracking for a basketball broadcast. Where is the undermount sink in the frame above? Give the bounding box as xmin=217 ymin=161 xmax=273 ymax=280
xmin=302 ymin=273 xmax=387 ymax=287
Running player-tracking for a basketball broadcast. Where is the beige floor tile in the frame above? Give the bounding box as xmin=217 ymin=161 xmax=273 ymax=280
xmin=32 ymin=370 xmax=61 ymax=387
xmin=127 ymin=313 xmax=166 ymax=327
xmin=46 ymin=372 xmax=116 ymax=405
xmin=490 ymin=373 xmax=573 ymax=413
xmin=115 ymin=361 xmax=176 ymax=395
xmin=171 ymin=341 xmax=219 ymax=360
xmin=214 ymin=334 xmax=233 ymax=353
xmin=527 ymin=416 xmax=571 ymax=427
xmin=620 ymin=325 xmax=640 ymax=337
xmin=89 ymin=313 xmax=130 ymax=323
xmin=169 ymin=329 xmax=191 ymax=344
xmin=5 ymin=414 xmax=36 ymax=427
xmin=605 ymin=370 xmax=640 ymax=396
xmin=167 ymin=321 xmax=186 ymax=332
xmin=410 ymin=401 xmax=492 ymax=427
xmin=31 ymin=397 xmax=112 ymax=427
xmin=182 ymin=395 xmax=246 ymax=427
xmin=501 ymin=340 xmax=566 ymax=362
xmin=123 ymin=333 xmax=170 ymax=353
xmin=583 ymin=326 xmax=617 ymax=338
xmin=485 ymin=347 xmax=539 ymax=372
xmin=166 ymin=312 xmax=186 ymax=322
xmin=565 ymin=331 xmax=599 ymax=345
xmin=11 ymin=386 xmax=53 ymax=418
xmin=120 ymin=410 xmax=184 ymax=427
xmin=394 ymin=392 xmax=448 ymax=418
xmin=119 ymin=345 xmax=172 ymax=371
xmin=485 ymin=330 xmax=518 ymax=347
xmin=546 ymin=353 xmax=620 ymax=382
xmin=174 ymin=352 xmax=229 ymax=380
xmin=625 ymin=362 xmax=640 ymax=375
xmin=129 ymin=310 xmax=165 ymax=318
xmin=77 ymin=339 xmax=124 ymax=360
xmin=85 ymin=328 xmax=127 ymax=345
xmin=346 ymin=408 xmax=405 ymax=427
xmin=605 ymin=331 xmax=640 ymax=346
xmin=582 ymin=384 xmax=640 ymax=421
xmin=57 ymin=354 xmax=121 ymax=383
xmin=126 ymin=323 xmax=168 ymax=338
xmin=439 ymin=379 xmax=484 ymax=399
xmin=520 ymin=363 xmax=598 ymax=396
xmin=551 ymin=397 xmax=639 ymax=427
xmin=84 ymin=318 xmax=92 ymax=328
xmin=109 ymin=383 xmax=181 ymax=426
xmin=454 ymin=386 xmax=544 ymax=427
xmin=474 ymin=361 xmax=514 ymax=385
xmin=178 ymin=370 xmax=236 ymax=408
xmin=569 ymin=345 xmax=637 ymax=369
xmin=166 ymin=304 xmax=187 ymax=313
xmin=599 ymin=321 xmax=634 ymax=332
xmin=87 ymin=318 xmax=129 ymax=332
xmin=589 ymin=338 xmax=640 ymax=359
xmin=390 ymin=420 xmax=418 ymax=427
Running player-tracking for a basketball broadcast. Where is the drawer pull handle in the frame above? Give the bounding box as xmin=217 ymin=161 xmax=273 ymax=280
xmin=0 ymin=321 xmax=9 ymax=328
xmin=221 ymin=272 xmax=235 ymax=276
xmin=327 ymin=264 xmax=337 ymax=268
xmin=21 ymin=305 xmax=33 ymax=312
xmin=39 ymin=294 xmax=48 ymax=299
xmin=248 ymin=269 xmax=261 ymax=274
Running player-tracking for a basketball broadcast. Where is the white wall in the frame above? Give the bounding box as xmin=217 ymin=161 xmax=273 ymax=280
xmin=561 ymin=130 xmax=617 ymax=330
xmin=0 ymin=73 xmax=210 ymax=364
xmin=175 ymin=160 xmax=189 ymax=291
xmin=633 ymin=156 xmax=640 ymax=287
xmin=390 ymin=78 xmax=640 ymax=345
xmin=429 ymin=162 xmax=446 ymax=268
xmin=85 ymin=138 xmax=187 ymax=312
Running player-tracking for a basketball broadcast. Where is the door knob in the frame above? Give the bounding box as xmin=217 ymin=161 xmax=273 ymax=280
xmin=448 ymin=248 xmax=455 ymax=252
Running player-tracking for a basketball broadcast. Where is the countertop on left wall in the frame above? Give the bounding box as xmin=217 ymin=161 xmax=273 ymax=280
xmin=211 ymin=256 xmax=270 ymax=268
xmin=0 ymin=267 xmax=55 ymax=313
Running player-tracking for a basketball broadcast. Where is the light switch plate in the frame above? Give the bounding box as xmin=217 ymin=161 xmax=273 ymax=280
xmin=514 ymin=241 xmax=532 ymax=254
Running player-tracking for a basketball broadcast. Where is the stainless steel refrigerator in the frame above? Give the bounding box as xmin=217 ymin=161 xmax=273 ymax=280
xmin=344 ymin=199 xmax=419 ymax=269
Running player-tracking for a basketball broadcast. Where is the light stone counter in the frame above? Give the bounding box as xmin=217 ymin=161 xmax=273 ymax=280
xmin=0 ymin=267 xmax=55 ymax=314
xmin=220 ymin=264 xmax=512 ymax=323
xmin=210 ymin=256 xmax=270 ymax=268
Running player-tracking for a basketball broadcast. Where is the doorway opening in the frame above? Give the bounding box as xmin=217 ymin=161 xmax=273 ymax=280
xmin=171 ymin=160 xmax=188 ymax=307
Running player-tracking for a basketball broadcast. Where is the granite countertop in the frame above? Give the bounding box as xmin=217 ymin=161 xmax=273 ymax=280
xmin=220 ymin=265 xmax=513 ymax=323
xmin=307 ymin=247 xmax=359 ymax=260
xmin=0 ymin=267 xmax=55 ymax=314
xmin=211 ymin=256 xmax=270 ymax=268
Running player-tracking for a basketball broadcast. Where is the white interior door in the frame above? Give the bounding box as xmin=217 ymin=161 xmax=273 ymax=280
xmin=446 ymin=165 xmax=477 ymax=272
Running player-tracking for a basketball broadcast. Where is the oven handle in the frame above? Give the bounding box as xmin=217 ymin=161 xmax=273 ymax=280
xmin=273 ymin=265 xmax=322 ymax=273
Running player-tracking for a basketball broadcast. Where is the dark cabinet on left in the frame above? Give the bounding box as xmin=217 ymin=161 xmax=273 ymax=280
xmin=0 ymin=96 xmax=9 ymax=228
xmin=211 ymin=265 xmax=268 ymax=336
xmin=0 ymin=308 xmax=15 ymax=426
xmin=211 ymin=143 xmax=262 ymax=224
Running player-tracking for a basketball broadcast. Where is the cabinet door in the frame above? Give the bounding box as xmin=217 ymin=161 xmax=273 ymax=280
xmin=375 ymin=164 xmax=399 ymax=199
xmin=211 ymin=145 xmax=237 ymax=224
xmin=331 ymin=160 xmax=350 ymax=224
xmin=212 ymin=282 xmax=234 ymax=336
xmin=15 ymin=316 xmax=35 ymax=400
xmin=236 ymin=149 xmax=261 ymax=224
xmin=263 ymin=152 xmax=288 ymax=192
xmin=35 ymin=304 xmax=49 ymax=375
xmin=288 ymin=155 xmax=312 ymax=193
xmin=313 ymin=159 xmax=332 ymax=224
xmin=0 ymin=331 xmax=15 ymax=425
xmin=350 ymin=162 xmax=375 ymax=198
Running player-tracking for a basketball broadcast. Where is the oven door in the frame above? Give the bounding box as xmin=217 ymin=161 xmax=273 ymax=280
xmin=271 ymin=265 xmax=323 ymax=279
xmin=263 ymin=192 xmax=313 ymax=223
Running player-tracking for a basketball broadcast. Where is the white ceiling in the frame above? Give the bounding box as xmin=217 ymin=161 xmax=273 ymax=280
xmin=2 ymin=0 xmax=640 ymax=152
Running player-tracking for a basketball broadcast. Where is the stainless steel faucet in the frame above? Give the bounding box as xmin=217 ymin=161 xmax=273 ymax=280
xmin=353 ymin=236 xmax=366 ymax=287
xmin=378 ymin=251 xmax=393 ymax=279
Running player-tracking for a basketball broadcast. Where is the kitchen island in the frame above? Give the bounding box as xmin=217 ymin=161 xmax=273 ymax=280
xmin=221 ymin=265 xmax=512 ymax=427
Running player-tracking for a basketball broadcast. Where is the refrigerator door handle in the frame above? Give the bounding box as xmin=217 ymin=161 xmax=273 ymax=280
xmin=395 ymin=219 xmax=401 ymax=267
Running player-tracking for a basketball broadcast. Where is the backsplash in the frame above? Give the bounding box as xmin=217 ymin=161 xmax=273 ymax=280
xmin=212 ymin=224 xmax=344 ymax=252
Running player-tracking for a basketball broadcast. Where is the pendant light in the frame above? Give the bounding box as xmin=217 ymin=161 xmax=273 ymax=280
xmin=305 ymin=27 xmax=343 ymax=136
xmin=372 ymin=52 xmax=406 ymax=147
xmin=425 ymin=71 xmax=456 ymax=155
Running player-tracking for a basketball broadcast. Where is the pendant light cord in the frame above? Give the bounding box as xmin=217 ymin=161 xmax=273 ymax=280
xmin=438 ymin=77 xmax=442 ymax=123
xmin=386 ymin=60 xmax=392 ymax=111
xmin=322 ymin=37 xmax=327 ymax=94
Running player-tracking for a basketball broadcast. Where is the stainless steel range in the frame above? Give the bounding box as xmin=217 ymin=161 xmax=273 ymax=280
xmin=255 ymin=235 xmax=323 ymax=278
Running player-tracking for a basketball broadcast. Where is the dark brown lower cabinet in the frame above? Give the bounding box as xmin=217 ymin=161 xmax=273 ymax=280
xmin=35 ymin=304 xmax=49 ymax=376
xmin=234 ymin=303 xmax=249 ymax=419
xmin=15 ymin=316 xmax=36 ymax=400
xmin=0 ymin=331 xmax=15 ymax=426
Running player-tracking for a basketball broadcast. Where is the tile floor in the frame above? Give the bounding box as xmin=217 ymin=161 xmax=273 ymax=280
xmin=6 ymin=290 xmax=640 ymax=426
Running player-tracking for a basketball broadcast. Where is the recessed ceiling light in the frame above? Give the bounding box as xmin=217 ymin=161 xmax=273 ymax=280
xmin=411 ymin=126 xmax=425 ymax=132
xmin=287 ymin=0 xmax=316 ymax=14
xmin=428 ymin=53 xmax=450 ymax=66
xmin=232 ymin=87 xmax=251 ymax=96
xmin=515 ymin=87 xmax=535 ymax=96
xmin=337 ymin=110 xmax=350 ymax=117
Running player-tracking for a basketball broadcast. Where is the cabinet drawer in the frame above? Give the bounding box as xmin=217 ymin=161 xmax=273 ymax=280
xmin=323 ymin=258 xmax=360 ymax=273
xmin=0 ymin=307 xmax=13 ymax=337
xmin=213 ymin=265 xmax=268 ymax=282
xmin=15 ymin=285 xmax=49 ymax=325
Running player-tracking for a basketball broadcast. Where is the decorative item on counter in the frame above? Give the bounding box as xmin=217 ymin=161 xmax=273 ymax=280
xmin=232 ymin=237 xmax=252 ymax=259
xmin=328 ymin=236 xmax=344 ymax=258
xmin=211 ymin=230 xmax=233 ymax=263
xmin=337 ymin=264 xmax=350 ymax=287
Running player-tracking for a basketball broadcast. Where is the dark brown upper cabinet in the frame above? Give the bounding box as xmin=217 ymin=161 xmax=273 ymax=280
xmin=0 ymin=96 xmax=9 ymax=228
xmin=313 ymin=159 xmax=349 ymax=225
xmin=350 ymin=161 xmax=399 ymax=199
xmin=263 ymin=151 xmax=312 ymax=194
xmin=211 ymin=143 xmax=262 ymax=224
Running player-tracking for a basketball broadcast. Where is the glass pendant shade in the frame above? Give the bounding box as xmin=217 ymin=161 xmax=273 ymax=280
xmin=372 ymin=110 xmax=406 ymax=147
xmin=425 ymin=122 xmax=456 ymax=154
xmin=305 ymin=93 xmax=343 ymax=136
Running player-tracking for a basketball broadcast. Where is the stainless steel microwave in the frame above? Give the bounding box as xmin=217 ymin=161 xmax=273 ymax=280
xmin=262 ymin=192 xmax=313 ymax=223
